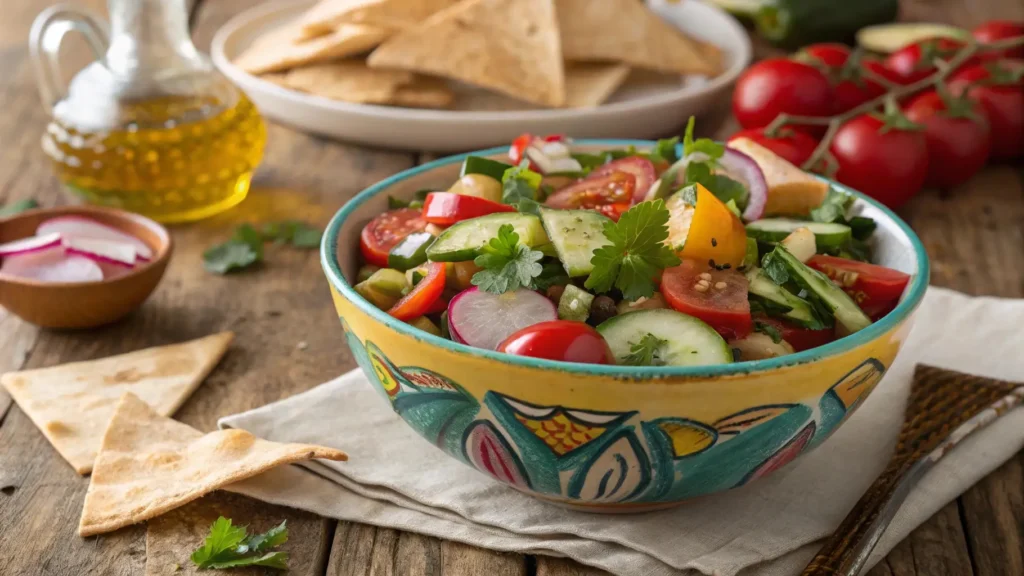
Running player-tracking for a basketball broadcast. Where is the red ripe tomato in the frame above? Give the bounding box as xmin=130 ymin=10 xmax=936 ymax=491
xmin=360 ymin=208 xmax=428 ymax=267
xmin=904 ymin=90 xmax=991 ymax=188
xmin=972 ymin=21 xmax=1024 ymax=60
xmin=829 ymin=114 xmax=928 ymax=209
xmin=807 ymin=255 xmax=911 ymax=319
xmin=510 ymin=133 xmax=567 ymax=169
xmin=752 ymin=315 xmax=834 ymax=352
xmin=660 ymin=260 xmax=752 ymax=340
xmin=589 ymin=157 xmax=657 ymax=203
xmin=948 ymin=62 xmax=1024 ymax=159
xmin=732 ymin=58 xmax=834 ymax=130
xmin=885 ymin=38 xmax=970 ymax=84
xmin=421 ymin=192 xmax=515 ymax=226
xmin=728 ymin=128 xmax=819 ymax=167
xmin=387 ymin=261 xmax=445 ymax=321
xmin=545 ymin=171 xmax=636 ymax=215
xmin=800 ymin=44 xmax=894 ymax=113
xmin=497 ymin=320 xmax=615 ymax=364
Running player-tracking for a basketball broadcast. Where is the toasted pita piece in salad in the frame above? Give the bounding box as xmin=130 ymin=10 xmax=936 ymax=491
xmin=727 ymin=137 xmax=829 ymax=217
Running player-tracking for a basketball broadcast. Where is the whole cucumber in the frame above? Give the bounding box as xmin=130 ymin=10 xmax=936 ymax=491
xmin=755 ymin=0 xmax=898 ymax=49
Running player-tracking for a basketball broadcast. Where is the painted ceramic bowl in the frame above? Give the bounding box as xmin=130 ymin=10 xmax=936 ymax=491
xmin=321 ymin=141 xmax=929 ymax=512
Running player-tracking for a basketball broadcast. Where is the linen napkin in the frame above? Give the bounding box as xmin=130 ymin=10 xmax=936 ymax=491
xmin=220 ymin=287 xmax=1024 ymax=576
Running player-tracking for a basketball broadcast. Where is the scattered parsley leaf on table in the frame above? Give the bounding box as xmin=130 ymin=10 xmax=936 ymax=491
xmin=622 ymin=333 xmax=668 ymax=366
xmin=207 ymin=552 xmax=289 ymax=570
xmin=190 ymin=517 xmax=248 ymax=567
xmin=471 ymin=224 xmax=544 ymax=294
xmin=191 ymin=517 xmax=290 ymax=570
xmin=0 ymin=199 xmax=39 ymax=217
xmin=203 ymin=240 xmax=260 ymax=274
xmin=205 ymin=221 xmax=323 ymax=274
xmin=585 ymin=199 xmax=681 ymax=301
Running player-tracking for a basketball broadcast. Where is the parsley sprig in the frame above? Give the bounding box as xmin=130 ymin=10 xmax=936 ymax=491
xmin=501 ymin=161 xmax=543 ymax=215
xmin=471 ymin=224 xmax=544 ymax=294
xmin=621 ymin=333 xmax=668 ymax=366
xmin=204 ymin=221 xmax=323 ymax=274
xmin=191 ymin=517 xmax=289 ymax=570
xmin=585 ymin=199 xmax=681 ymax=301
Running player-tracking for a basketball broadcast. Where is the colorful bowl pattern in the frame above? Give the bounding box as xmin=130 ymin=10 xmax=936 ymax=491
xmin=322 ymin=142 xmax=929 ymax=511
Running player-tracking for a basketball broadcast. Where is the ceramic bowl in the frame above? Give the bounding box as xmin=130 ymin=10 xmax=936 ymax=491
xmin=321 ymin=142 xmax=930 ymax=511
xmin=0 ymin=206 xmax=172 ymax=329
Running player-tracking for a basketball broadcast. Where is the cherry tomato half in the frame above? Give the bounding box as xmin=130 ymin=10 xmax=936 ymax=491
xmin=732 ymin=58 xmax=834 ymax=131
xmin=885 ymin=38 xmax=971 ymax=84
xmin=728 ymin=128 xmax=819 ymax=168
xmin=800 ymin=44 xmax=894 ymax=113
xmin=904 ymin=90 xmax=991 ymax=188
xmin=807 ymin=255 xmax=911 ymax=319
xmin=972 ymin=20 xmax=1024 ymax=60
xmin=421 ymin=192 xmax=516 ymax=226
xmin=949 ymin=61 xmax=1024 ymax=159
xmin=753 ymin=315 xmax=835 ymax=352
xmin=497 ymin=320 xmax=615 ymax=364
xmin=360 ymin=208 xmax=428 ymax=267
xmin=661 ymin=259 xmax=752 ymax=340
xmin=388 ymin=261 xmax=446 ymax=321
xmin=589 ymin=157 xmax=657 ymax=203
xmin=829 ymin=114 xmax=929 ymax=209
xmin=545 ymin=171 xmax=636 ymax=215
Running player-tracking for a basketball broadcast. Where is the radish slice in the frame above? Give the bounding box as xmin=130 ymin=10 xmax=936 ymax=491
xmin=0 ymin=232 xmax=62 ymax=257
xmin=37 ymin=216 xmax=153 ymax=260
xmin=0 ymin=248 xmax=103 ymax=283
xmin=63 ymin=237 xmax=137 ymax=267
xmin=448 ymin=287 xmax=557 ymax=350
xmin=719 ymin=148 xmax=768 ymax=221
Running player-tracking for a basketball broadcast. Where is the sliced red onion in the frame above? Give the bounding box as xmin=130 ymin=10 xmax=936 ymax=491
xmin=37 ymin=216 xmax=153 ymax=260
xmin=448 ymin=287 xmax=557 ymax=350
xmin=63 ymin=237 xmax=137 ymax=267
xmin=720 ymin=148 xmax=768 ymax=221
xmin=0 ymin=248 xmax=103 ymax=283
xmin=0 ymin=232 xmax=62 ymax=257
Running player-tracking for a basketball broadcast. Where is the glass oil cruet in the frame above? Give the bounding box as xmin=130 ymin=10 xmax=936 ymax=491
xmin=30 ymin=0 xmax=267 ymax=223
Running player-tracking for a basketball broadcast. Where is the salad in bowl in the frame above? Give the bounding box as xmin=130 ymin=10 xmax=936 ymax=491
xmin=322 ymin=118 xmax=927 ymax=510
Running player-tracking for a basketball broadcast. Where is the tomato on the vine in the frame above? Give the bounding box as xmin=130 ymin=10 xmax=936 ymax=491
xmin=885 ymin=38 xmax=971 ymax=84
xmin=497 ymin=320 xmax=615 ymax=364
xmin=728 ymin=128 xmax=819 ymax=167
xmin=732 ymin=58 xmax=834 ymax=131
xmin=829 ymin=114 xmax=928 ymax=209
xmin=948 ymin=61 xmax=1024 ymax=159
xmin=972 ymin=21 xmax=1024 ymax=60
xmin=904 ymin=90 xmax=991 ymax=188
xmin=799 ymin=43 xmax=897 ymax=112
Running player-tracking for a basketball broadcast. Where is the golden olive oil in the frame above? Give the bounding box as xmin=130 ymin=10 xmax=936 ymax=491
xmin=43 ymin=94 xmax=266 ymax=223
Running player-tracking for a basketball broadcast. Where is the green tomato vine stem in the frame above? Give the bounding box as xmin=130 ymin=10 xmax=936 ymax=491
xmin=761 ymin=34 xmax=1024 ymax=173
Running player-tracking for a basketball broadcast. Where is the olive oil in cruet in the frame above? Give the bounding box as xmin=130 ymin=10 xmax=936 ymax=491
xmin=30 ymin=0 xmax=266 ymax=223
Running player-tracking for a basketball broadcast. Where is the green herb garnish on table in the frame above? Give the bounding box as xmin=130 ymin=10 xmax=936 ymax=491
xmin=204 ymin=221 xmax=323 ymax=274
xmin=191 ymin=516 xmax=289 ymax=570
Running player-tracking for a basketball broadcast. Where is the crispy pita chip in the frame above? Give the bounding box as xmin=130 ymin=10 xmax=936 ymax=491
xmin=1 ymin=332 xmax=233 ymax=475
xmin=728 ymin=137 xmax=829 ymax=216
xmin=367 ymin=0 xmax=566 ymax=107
xmin=234 ymin=21 xmax=388 ymax=75
xmin=299 ymin=0 xmax=461 ymax=39
xmin=282 ymin=61 xmax=454 ymax=108
xmin=78 ymin=393 xmax=347 ymax=537
xmin=557 ymin=0 xmax=719 ymax=76
xmin=390 ymin=78 xmax=456 ymax=108
xmin=564 ymin=63 xmax=630 ymax=108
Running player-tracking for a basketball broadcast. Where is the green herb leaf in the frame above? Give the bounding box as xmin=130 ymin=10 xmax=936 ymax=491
xmin=571 ymin=153 xmax=607 ymax=171
xmin=846 ymin=216 xmax=877 ymax=241
xmin=241 ymin=521 xmax=288 ymax=554
xmin=203 ymin=241 xmax=260 ymax=274
xmin=531 ymin=259 xmax=571 ymax=290
xmin=260 ymin=221 xmax=323 ymax=248
xmin=681 ymin=116 xmax=724 ymax=160
xmin=471 ymin=224 xmax=544 ymax=294
xmin=810 ymin=188 xmax=854 ymax=223
xmin=233 ymin=224 xmax=264 ymax=258
xmin=207 ymin=552 xmax=289 ymax=570
xmin=501 ymin=161 xmax=543 ymax=215
xmin=191 ymin=517 xmax=249 ymax=567
xmin=724 ymin=198 xmax=742 ymax=220
xmin=0 ymin=199 xmax=39 ymax=217
xmin=649 ymin=137 xmax=680 ymax=164
xmin=621 ymin=333 xmax=668 ymax=366
xmin=749 ymin=295 xmax=794 ymax=317
xmin=585 ymin=199 xmax=681 ymax=301
xmin=678 ymin=184 xmax=699 ymax=207
xmin=191 ymin=517 xmax=290 ymax=571
xmin=290 ymin=224 xmax=322 ymax=248
xmin=760 ymin=250 xmax=790 ymax=285
xmin=753 ymin=321 xmax=783 ymax=344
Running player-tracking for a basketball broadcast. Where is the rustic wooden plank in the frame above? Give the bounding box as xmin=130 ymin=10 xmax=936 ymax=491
xmin=959 ymin=455 xmax=1024 ymax=576
xmin=536 ymin=556 xmax=610 ymax=576
xmin=867 ymin=503 xmax=976 ymax=576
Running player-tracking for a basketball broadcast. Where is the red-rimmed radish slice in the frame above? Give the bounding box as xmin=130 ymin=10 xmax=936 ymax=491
xmin=448 ymin=287 xmax=557 ymax=350
xmin=63 ymin=237 xmax=137 ymax=267
xmin=37 ymin=216 xmax=153 ymax=260
xmin=0 ymin=232 xmax=62 ymax=257
xmin=0 ymin=248 xmax=103 ymax=283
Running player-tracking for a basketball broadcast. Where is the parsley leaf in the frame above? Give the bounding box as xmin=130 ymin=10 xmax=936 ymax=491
xmin=191 ymin=517 xmax=290 ymax=570
xmin=388 ymin=189 xmax=431 ymax=210
xmin=847 ymin=216 xmax=877 ymax=241
xmin=191 ymin=517 xmax=248 ymax=567
xmin=0 ymin=199 xmax=39 ymax=217
xmin=681 ymin=116 xmax=724 ymax=160
xmin=240 ymin=521 xmax=288 ymax=554
xmin=760 ymin=250 xmax=790 ymax=285
xmin=753 ymin=321 xmax=783 ymax=344
xmin=648 ymin=137 xmax=680 ymax=164
xmin=810 ymin=188 xmax=854 ymax=223
xmin=260 ymin=221 xmax=323 ymax=248
xmin=585 ymin=199 xmax=681 ymax=301
xmin=531 ymin=259 xmax=571 ymax=290
xmin=501 ymin=161 xmax=543 ymax=215
xmin=204 ymin=224 xmax=264 ymax=274
xmin=471 ymin=224 xmax=544 ymax=294
xmin=621 ymin=333 xmax=668 ymax=366
xmin=207 ymin=552 xmax=289 ymax=570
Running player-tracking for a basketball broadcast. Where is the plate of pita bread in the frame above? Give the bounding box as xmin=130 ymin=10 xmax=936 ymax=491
xmin=211 ymin=0 xmax=751 ymax=151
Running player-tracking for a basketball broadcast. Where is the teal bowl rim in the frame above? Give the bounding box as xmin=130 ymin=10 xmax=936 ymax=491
xmin=321 ymin=140 xmax=930 ymax=379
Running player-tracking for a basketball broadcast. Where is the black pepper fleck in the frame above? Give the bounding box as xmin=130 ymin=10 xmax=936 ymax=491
xmin=711 ymin=238 xmax=718 ymax=247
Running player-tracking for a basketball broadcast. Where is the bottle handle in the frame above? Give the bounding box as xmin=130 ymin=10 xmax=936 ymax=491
xmin=28 ymin=5 xmax=110 ymax=111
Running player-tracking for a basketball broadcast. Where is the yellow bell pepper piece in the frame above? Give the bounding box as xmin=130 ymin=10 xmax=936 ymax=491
xmin=666 ymin=183 xmax=747 ymax=268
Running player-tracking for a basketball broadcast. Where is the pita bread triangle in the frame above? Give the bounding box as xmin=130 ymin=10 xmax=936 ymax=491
xmin=299 ymin=0 xmax=461 ymax=38
xmin=78 ymin=393 xmax=347 ymax=537
xmin=1 ymin=332 xmax=233 ymax=475
xmin=367 ymin=0 xmax=566 ymax=107
xmin=556 ymin=0 xmax=719 ymax=76
xmin=564 ymin=63 xmax=630 ymax=108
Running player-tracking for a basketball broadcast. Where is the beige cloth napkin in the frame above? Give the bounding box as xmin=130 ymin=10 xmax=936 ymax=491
xmin=221 ymin=287 xmax=1024 ymax=576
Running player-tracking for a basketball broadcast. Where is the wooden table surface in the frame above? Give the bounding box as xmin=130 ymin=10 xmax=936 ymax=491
xmin=1 ymin=0 xmax=1022 ymax=574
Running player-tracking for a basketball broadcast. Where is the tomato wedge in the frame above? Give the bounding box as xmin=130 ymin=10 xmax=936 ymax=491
xmin=422 ymin=192 xmax=515 ymax=226
xmin=753 ymin=315 xmax=834 ymax=352
xmin=388 ymin=261 xmax=446 ymax=321
xmin=545 ymin=171 xmax=636 ymax=216
xmin=807 ymin=255 xmax=910 ymax=318
xmin=590 ymin=157 xmax=657 ymax=203
xmin=360 ymin=208 xmax=428 ymax=267
xmin=661 ymin=259 xmax=752 ymax=339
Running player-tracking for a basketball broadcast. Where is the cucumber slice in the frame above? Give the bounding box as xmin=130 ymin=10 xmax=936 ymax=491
xmin=857 ymin=22 xmax=968 ymax=54
xmin=558 ymin=284 xmax=594 ymax=322
xmin=766 ymin=246 xmax=871 ymax=334
xmin=539 ymin=207 xmax=612 ymax=277
xmin=746 ymin=218 xmax=851 ymax=250
xmin=354 ymin=268 xmax=408 ymax=310
xmin=597 ymin=309 xmax=732 ymax=367
xmin=426 ymin=213 xmax=549 ymax=262
xmin=460 ymin=156 xmax=514 ymax=182
xmin=388 ymin=232 xmax=434 ymax=271
xmin=746 ymin=268 xmax=826 ymax=328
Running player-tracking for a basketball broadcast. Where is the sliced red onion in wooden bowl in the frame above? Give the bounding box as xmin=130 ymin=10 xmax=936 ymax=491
xmin=38 ymin=216 xmax=153 ymax=261
xmin=0 ymin=248 xmax=104 ymax=283
xmin=63 ymin=237 xmax=137 ymax=267
xmin=0 ymin=232 xmax=62 ymax=257
xmin=448 ymin=287 xmax=557 ymax=350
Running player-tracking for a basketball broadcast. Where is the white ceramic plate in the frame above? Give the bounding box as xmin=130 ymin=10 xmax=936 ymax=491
xmin=211 ymin=0 xmax=752 ymax=152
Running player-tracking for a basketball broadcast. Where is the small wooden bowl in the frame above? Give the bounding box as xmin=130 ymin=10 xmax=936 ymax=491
xmin=0 ymin=206 xmax=172 ymax=329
